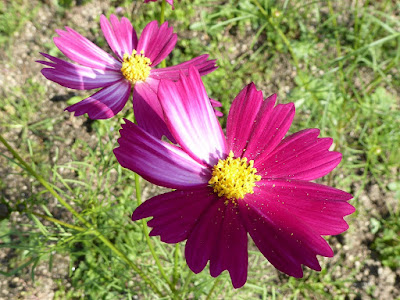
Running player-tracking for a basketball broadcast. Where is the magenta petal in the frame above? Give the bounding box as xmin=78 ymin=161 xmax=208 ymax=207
xmin=100 ymin=14 xmax=137 ymax=60
xmin=185 ymin=200 xmax=226 ymax=274
xmin=209 ymin=98 xmax=222 ymax=108
xmin=133 ymin=80 xmax=175 ymax=142
xmin=210 ymin=98 xmax=223 ymax=117
xmin=256 ymin=129 xmax=342 ymax=180
xmin=38 ymin=53 xmax=122 ymax=90
xmin=149 ymin=54 xmax=217 ymax=80
xmin=158 ymin=67 xmax=227 ymax=166
xmin=209 ymin=204 xmax=248 ymax=288
xmin=113 ymin=119 xmax=210 ymax=189
xmin=214 ymin=109 xmax=223 ymax=117
xmin=137 ymin=21 xmax=177 ymax=66
xmin=132 ymin=188 xmax=216 ymax=243
xmin=240 ymin=191 xmax=335 ymax=277
xmin=65 ymin=80 xmax=130 ymax=119
xmin=244 ymin=95 xmax=295 ymax=161
xmin=226 ymin=83 xmax=264 ymax=157
xmin=255 ymin=179 xmax=354 ymax=235
xmin=54 ymin=27 xmax=120 ymax=70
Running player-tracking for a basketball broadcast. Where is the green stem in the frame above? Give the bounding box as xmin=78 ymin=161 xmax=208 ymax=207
xmin=251 ymin=0 xmax=327 ymax=108
xmin=135 ymin=172 xmax=174 ymax=291
xmin=160 ymin=0 xmax=166 ymax=24
xmin=251 ymin=0 xmax=299 ymax=69
xmin=251 ymin=0 xmax=329 ymax=108
xmin=251 ymin=0 xmax=267 ymax=16
xmin=31 ymin=212 xmax=85 ymax=232
xmin=160 ymin=0 xmax=167 ymax=69
xmin=365 ymin=58 xmax=398 ymax=93
xmin=179 ymin=271 xmax=193 ymax=299
xmin=0 ymin=134 xmax=89 ymax=227
xmin=354 ymin=0 xmax=370 ymax=50
xmin=205 ymin=278 xmax=221 ymax=300
xmin=0 ymin=134 xmax=163 ymax=297
xmin=327 ymin=1 xmax=346 ymax=97
xmin=172 ymin=244 xmax=180 ymax=285
xmin=353 ymin=0 xmax=360 ymax=49
xmin=134 ymin=172 xmax=142 ymax=205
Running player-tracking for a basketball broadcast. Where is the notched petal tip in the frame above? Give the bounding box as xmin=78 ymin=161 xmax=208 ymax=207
xmin=286 ymin=101 xmax=295 ymax=112
xmin=268 ymin=93 xmax=277 ymax=100
xmin=131 ymin=206 xmax=151 ymax=222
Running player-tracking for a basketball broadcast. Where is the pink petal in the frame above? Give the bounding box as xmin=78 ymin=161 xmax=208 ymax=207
xmin=209 ymin=98 xmax=222 ymax=108
xmin=214 ymin=109 xmax=223 ymax=117
xmin=100 ymin=14 xmax=137 ymax=60
xmin=185 ymin=200 xmax=248 ymax=288
xmin=254 ymin=179 xmax=354 ymax=235
xmin=132 ymin=187 xmax=216 ymax=243
xmin=137 ymin=21 xmax=177 ymax=67
xmin=226 ymin=83 xmax=264 ymax=157
xmin=65 ymin=80 xmax=130 ymax=119
xmin=158 ymin=66 xmax=227 ymax=166
xmin=149 ymin=54 xmax=217 ymax=80
xmin=209 ymin=204 xmax=248 ymax=288
xmin=240 ymin=188 xmax=338 ymax=277
xmin=185 ymin=200 xmax=226 ymax=274
xmin=133 ymin=80 xmax=175 ymax=142
xmin=256 ymin=129 xmax=342 ymax=180
xmin=113 ymin=119 xmax=210 ymax=189
xmin=38 ymin=53 xmax=123 ymax=90
xmin=54 ymin=27 xmax=120 ymax=70
xmin=210 ymin=98 xmax=223 ymax=117
xmin=243 ymin=95 xmax=295 ymax=161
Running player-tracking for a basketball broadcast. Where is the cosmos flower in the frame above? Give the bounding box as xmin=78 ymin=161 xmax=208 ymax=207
xmin=144 ymin=0 xmax=174 ymax=9
xmin=113 ymin=67 xmax=355 ymax=288
xmin=38 ymin=14 xmax=217 ymax=140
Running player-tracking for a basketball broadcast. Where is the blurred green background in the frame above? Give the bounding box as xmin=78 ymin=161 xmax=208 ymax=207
xmin=0 ymin=0 xmax=399 ymax=299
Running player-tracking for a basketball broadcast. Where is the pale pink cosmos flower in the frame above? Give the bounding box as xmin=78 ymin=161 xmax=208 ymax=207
xmin=144 ymin=0 xmax=174 ymax=9
xmin=38 ymin=14 xmax=217 ymax=140
xmin=113 ymin=67 xmax=355 ymax=288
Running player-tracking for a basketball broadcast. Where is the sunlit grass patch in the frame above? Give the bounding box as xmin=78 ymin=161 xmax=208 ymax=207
xmin=0 ymin=0 xmax=399 ymax=298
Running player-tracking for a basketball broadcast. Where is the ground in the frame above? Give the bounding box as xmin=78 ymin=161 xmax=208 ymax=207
xmin=0 ymin=0 xmax=399 ymax=299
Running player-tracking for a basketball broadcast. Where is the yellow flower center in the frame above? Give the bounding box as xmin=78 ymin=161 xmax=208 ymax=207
xmin=209 ymin=151 xmax=261 ymax=202
xmin=121 ymin=50 xmax=152 ymax=84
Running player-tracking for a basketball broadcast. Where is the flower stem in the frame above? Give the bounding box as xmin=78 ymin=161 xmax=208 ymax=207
xmin=160 ymin=0 xmax=166 ymax=24
xmin=31 ymin=212 xmax=85 ymax=232
xmin=0 ymin=134 xmax=88 ymax=227
xmin=134 ymin=172 xmax=175 ymax=291
xmin=172 ymin=244 xmax=180 ymax=285
xmin=205 ymin=277 xmax=221 ymax=300
xmin=0 ymin=134 xmax=163 ymax=297
xmin=179 ymin=270 xmax=193 ymax=299
xmin=160 ymin=0 xmax=167 ymax=69
xmin=327 ymin=0 xmax=346 ymax=95
xmin=251 ymin=0 xmax=299 ymax=69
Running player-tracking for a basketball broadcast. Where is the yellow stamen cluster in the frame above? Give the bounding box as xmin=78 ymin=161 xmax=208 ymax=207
xmin=209 ymin=151 xmax=261 ymax=202
xmin=121 ymin=50 xmax=152 ymax=84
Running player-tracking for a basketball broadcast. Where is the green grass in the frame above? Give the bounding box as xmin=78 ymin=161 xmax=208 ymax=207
xmin=0 ymin=0 xmax=38 ymax=46
xmin=0 ymin=0 xmax=399 ymax=299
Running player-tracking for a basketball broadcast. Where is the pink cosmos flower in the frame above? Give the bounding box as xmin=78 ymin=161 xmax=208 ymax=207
xmin=113 ymin=67 xmax=355 ymax=288
xmin=144 ymin=0 xmax=174 ymax=9
xmin=38 ymin=14 xmax=217 ymax=140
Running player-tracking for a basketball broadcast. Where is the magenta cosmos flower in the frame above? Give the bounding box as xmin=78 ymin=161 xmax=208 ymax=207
xmin=144 ymin=0 xmax=174 ymax=9
xmin=37 ymin=14 xmax=217 ymax=140
xmin=113 ymin=67 xmax=355 ymax=288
